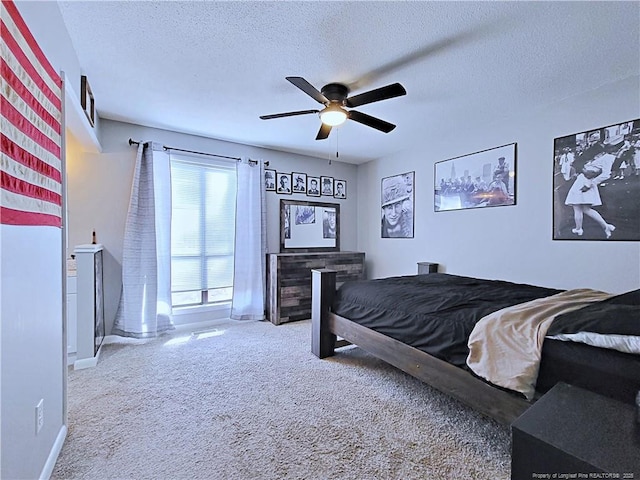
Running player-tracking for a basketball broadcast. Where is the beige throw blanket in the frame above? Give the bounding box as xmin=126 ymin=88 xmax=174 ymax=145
xmin=466 ymin=288 xmax=613 ymax=401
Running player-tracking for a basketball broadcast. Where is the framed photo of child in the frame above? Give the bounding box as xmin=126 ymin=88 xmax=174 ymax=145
xmin=552 ymin=118 xmax=639 ymax=241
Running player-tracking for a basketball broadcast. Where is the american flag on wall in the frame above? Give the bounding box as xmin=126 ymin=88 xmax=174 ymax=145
xmin=1 ymin=0 xmax=63 ymax=227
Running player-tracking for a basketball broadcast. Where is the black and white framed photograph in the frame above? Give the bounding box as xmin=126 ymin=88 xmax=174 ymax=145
xmin=381 ymin=171 xmax=414 ymax=238
xmin=264 ymin=169 xmax=276 ymax=191
xmin=307 ymin=176 xmax=321 ymax=197
xmin=322 ymin=208 xmax=336 ymax=238
xmin=434 ymin=143 xmax=516 ymax=212
xmin=276 ymin=172 xmax=292 ymax=194
xmin=292 ymin=172 xmax=307 ymax=193
xmin=283 ymin=204 xmax=291 ymax=239
xmin=321 ymin=176 xmax=334 ymax=196
xmin=334 ymin=179 xmax=347 ymax=199
xmin=553 ymin=118 xmax=639 ymax=241
xmin=295 ymin=205 xmax=315 ymax=225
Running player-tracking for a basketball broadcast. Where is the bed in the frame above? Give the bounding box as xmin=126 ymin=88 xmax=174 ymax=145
xmin=310 ymin=270 xmax=640 ymax=424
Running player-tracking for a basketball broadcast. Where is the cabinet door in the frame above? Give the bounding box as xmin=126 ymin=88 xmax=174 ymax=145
xmin=66 ymin=291 xmax=77 ymax=355
xmin=94 ymin=250 xmax=105 ymax=354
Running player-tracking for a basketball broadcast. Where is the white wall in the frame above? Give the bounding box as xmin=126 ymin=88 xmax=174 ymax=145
xmin=67 ymin=119 xmax=359 ymax=334
xmin=1 ymin=2 xmax=93 ymax=478
xmin=1 ymin=227 xmax=65 ymax=479
xmin=357 ymin=75 xmax=640 ymax=294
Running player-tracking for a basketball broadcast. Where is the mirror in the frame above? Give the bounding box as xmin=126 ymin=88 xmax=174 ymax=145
xmin=280 ymin=199 xmax=340 ymax=252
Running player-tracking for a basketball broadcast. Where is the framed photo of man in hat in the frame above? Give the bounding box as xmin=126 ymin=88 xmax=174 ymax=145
xmin=264 ymin=169 xmax=276 ymax=191
xmin=321 ymin=176 xmax=334 ymax=196
xmin=292 ymin=172 xmax=307 ymax=193
xmin=381 ymin=171 xmax=414 ymax=238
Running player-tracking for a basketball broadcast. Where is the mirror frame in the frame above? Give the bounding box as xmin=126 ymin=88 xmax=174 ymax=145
xmin=280 ymin=199 xmax=340 ymax=253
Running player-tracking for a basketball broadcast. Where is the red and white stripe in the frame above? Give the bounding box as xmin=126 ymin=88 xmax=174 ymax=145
xmin=1 ymin=0 xmax=63 ymax=227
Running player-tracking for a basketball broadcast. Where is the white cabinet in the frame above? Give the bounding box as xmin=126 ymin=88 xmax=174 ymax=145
xmin=73 ymin=244 xmax=105 ymax=369
xmin=66 ymin=275 xmax=77 ymax=363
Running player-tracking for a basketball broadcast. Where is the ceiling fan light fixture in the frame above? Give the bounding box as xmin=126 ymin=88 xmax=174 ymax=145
xmin=319 ymin=104 xmax=347 ymax=126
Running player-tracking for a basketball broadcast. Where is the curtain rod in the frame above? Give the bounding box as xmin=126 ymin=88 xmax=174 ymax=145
xmin=128 ymin=138 xmax=268 ymax=166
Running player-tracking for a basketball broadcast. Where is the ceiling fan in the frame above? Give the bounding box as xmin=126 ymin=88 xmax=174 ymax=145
xmin=260 ymin=76 xmax=406 ymax=140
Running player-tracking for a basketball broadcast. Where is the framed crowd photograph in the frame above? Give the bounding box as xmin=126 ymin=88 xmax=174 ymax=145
xmin=307 ymin=176 xmax=321 ymax=197
xmin=434 ymin=143 xmax=516 ymax=212
xmin=334 ymin=179 xmax=347 ymax=199
xmin=264 ymin=169 xmax=276 ymax=191
xmin=292 ymin=172 xmax=307 ymax=193
xmin=321 ymin=176 xmax=334 ymax=196
xmin=553 ymin=118 xmax=639 ymax=241
xmin=276 ymin=172 xmax=292 ymax=194
xmin=381 ymin=171 xmax=414 ymax=238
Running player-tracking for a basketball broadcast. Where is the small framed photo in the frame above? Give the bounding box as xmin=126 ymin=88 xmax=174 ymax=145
xmin=334 ymin=179 xmax=347 ymax=199
xmin=307 ymin=176 xmax=321 ymax=197
xmin=276 ymin=172 xmax=292 ymax=194
xmin=264 ymin=169 xmax=276 ymax=191
xmin=321 ymin=176 xmax=334 ymax=196
xmin=80 ymin=75 xmax=95 ymax=127
xmin=292 ymin=172 xmax=307 ymax=193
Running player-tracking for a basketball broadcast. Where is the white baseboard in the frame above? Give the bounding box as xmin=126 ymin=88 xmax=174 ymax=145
xmin=73 ymin=343 xmax=103 ymax=370
xmin=40 ymin=424 xmax=67 ymax=480
xmin=67 ymin=352 xmax=77 ymax=367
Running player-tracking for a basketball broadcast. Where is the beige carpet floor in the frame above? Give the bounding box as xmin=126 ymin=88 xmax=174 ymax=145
xmin=52 ymin=319 xmax=511 ymax=479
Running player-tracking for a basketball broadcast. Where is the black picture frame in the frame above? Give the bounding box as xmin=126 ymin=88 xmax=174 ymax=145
xmin=553 ymin=118 xmax=639 ymax=241
xmin=292 ymin=172 xmax=307 ymax=194
xmin=80 ymin=75 xmax=95 ymax=127
xmin=307 ymin=176 xmax=321 ymax=197
xmin=264 ymin=169 xmax=276 ymax=191
xmin=334 ymin=179 xmax=347 ymax=199
xmin=381 ymin=171 xmax=414 ymax=238
xmin=321 ymin=176 xmax=334 ymax=196
xmin=276 ymin=172 xmax=292 ymax=195
xmin=434 ymin=143 xmax=516 ymax=212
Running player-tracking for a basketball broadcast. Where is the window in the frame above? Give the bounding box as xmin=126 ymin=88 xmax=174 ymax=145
xmin=170 ymin=154 xmax=236 ymax=308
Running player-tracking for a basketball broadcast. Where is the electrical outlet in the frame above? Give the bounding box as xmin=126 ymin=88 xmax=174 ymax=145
xmin=35 ymin=399 xmax=44 ymax=434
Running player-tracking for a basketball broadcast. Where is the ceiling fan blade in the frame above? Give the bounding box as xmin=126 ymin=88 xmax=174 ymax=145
xmin=345 ymin=83 xmax=406 ymax=108
xmin=260 ymin=109 xmax=319 ymax=120
xmin=348 ymin=110 xmax=396 ymax=133
xmin=315 ymin=123 xmax=332 ymax=140
xmin=286 ymin=76 xmax=328 ymax=104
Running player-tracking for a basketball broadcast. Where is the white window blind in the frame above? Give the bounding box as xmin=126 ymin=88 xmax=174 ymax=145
xmin=170 ymin=154 xmax=236 ymax=306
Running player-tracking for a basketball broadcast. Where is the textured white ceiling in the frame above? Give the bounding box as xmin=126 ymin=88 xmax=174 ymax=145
xmin=57 ymin=1 xmax=639 ymax=164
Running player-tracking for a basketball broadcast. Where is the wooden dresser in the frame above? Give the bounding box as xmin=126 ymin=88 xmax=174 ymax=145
xmin=267 ymin=251 xmax=365 ymax=325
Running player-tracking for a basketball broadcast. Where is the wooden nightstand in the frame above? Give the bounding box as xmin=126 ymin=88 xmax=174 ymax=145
xmin=511 ymin=382 xmax=640 ymax=479
xmin=417 ymin=262 xmax=439 ymax=274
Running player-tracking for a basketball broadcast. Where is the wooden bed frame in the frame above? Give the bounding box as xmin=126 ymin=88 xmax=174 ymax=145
xmin=311 ymin=269 xmax=533 ymax=425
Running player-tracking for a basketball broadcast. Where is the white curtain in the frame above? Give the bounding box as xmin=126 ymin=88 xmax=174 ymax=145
xmin=113 ymin=142 xmax=173 ymax=337
xmin=231 ymin=158 xmax=266 ymax=320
